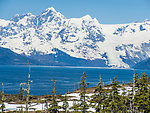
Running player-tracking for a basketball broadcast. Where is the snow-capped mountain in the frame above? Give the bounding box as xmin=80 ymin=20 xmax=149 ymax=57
xmin=0 ymin=7 xmax=150 ymax=68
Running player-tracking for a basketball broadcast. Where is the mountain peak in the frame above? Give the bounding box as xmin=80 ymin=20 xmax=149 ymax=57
xmin=40 ymin=7 xmax=66 ymax=20
xmin=144 ymin=19 xmax=150 ymax=22
xmin=93 ymin=18 xmax=100 ymax=24
xmin=81 ymin=14 xmax=92 ymax=20
xmin=45 ymin=7 xmax=56 ymax=12
xmin=26 ymin=13 xmax=33 ymax=16
xmin=42 ymin=7 xmax=57 ymax=16
xmin=82 ymin=15 xmax=92 ymax=20
xmin=42 ymin=7 xmax=56 ymax=16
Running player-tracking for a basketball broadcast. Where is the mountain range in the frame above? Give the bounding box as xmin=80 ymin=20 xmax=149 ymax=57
xmin=0 ymin=7 xmax=150 ymax=68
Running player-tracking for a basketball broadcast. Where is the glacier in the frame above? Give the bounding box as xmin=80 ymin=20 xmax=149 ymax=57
xmin=0 ymin=7 xmax=150 ymax=68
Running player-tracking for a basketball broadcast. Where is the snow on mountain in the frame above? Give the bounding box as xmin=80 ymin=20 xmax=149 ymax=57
xmin=0 ymin=7 xmax=150 ymax=68
xmin=0 ymin=19 xmax=10 ymax=27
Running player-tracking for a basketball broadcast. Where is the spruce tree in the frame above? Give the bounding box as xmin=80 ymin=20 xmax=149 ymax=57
xmin=127 ymin=84 xmax=134 ymax=113
xmin=134 ymin=73 xmax=139 ymax=89
xmin=148 ymin=75 xmax=150 ymax=84
xmin=61 ymin=94 xmax=69 ymax=113
xmin=134 ymin=73 xmax=150 ymax=112
xmin=79 ymin=72 xmax=90 ymax=113
xmin=91 ymin=75 xmax=105 ymax=112
xmin=69 ymin=100 xmax=80 ymax=112
xmin=70 ymin=72 xmax=90 ymax=113
xmin=126 ymin=72 xmax=137 ymax=113
xmin=0 ymin=83 xmax=5 ymax=112
xmin=0 ymin=91 xmax=1 ymax=101
xmin=48 ymin=79 xmax=60 ymax=113
xmin=18 ymin=87 xmax=24 ymax=100
xmin=20 ymin=61 xmax=32 ymax=112
xmin=131 ymin=72 xmax=136 ymax=112
xmin=105 ymin=76 xmax=122 ymax=112
xmin=120 ymin=80 xmax=128 ymax=113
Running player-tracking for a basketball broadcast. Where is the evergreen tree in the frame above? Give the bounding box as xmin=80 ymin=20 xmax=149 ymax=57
xmin=20 ymin=61 xmax=32 ymax=112
xmin=0 ymin=91 xmax=2 ymax=101
xmin=126 ymin=72 xmax=150 ymax=113
xmin=134 ymin=73 xmax=139 ymax=89
xmin=148 ymin=75 xmax=150 ymax=84
xmin=70 ymin=72 xmax=90 ymax=113
xmin=126 ymin=72 xmax=137 ymax=113
xmin=61 ymin=94 xmax=69 ymax=113
xmin=131 ymin=72 xmax=136 ymax=112
xmin=120 ymin=80 xmax=128 ymax=113
xmin=91 ymin=75 xmax=105 ymax=112
xmin=0 ymin=83 xmax=5 ymax=112
xmin=18 ymin=87 xmax=24 ymax=100
xmin=79 ymin=72 xmax=90 ymax=113
xmin=134 ymin=73 xmax=150 ymax=112
xmin=69 ymin=101 xmax=80 ymax=112
xmin=101 ymin=91 xmax=109 ymax=113
xmin=105 ymin=76 xmax=122 ymax=112
xmin=48 ymin=79 xmax=60 ymax=113
xmin=127 ymin=84 xmax=134 ymax=113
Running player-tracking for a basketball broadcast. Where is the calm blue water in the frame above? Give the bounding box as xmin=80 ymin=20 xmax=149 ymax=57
xmin=0 ymin=65 xmax=150 ymax=95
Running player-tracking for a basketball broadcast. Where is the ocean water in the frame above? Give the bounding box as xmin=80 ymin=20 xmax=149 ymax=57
xmin=0 ymin=65 xmax=150 ymax=95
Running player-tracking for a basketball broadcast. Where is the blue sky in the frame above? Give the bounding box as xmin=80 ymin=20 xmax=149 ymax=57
xmin=0 ymin=0 xmax=150 ymax=24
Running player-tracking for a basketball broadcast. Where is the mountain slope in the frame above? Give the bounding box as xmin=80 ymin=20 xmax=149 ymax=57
xmin=133 ymin=58 xmax=150 ymax=69
xmin=0 ymin=7 xmax=150 ymax=68
xmin=0 ymin=47 xmax=38 ymax=65
xmin=0 ymin=47 xmax=107 ymax=66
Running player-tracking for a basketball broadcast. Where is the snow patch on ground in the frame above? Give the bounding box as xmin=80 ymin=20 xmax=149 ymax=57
xmin=0 ymin=86 xmax=132 ymax=112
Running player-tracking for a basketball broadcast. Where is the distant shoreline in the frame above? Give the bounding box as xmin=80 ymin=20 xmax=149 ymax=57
xmin=0 ymin=64 xmax=133 ymax=69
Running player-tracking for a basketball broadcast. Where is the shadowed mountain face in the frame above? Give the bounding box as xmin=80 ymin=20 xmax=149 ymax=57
xmin=0 ymin=47 xmax=107 ymax=67
xmin=133 ymin=58 xmax=150 ymax=69
xmin=0 ymin=7 xmax=150 ymax=68
xmin=0 ymin=47 xmax=45 ymax=65
xmin=0 ymin=47 xmax=30 ymax=65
